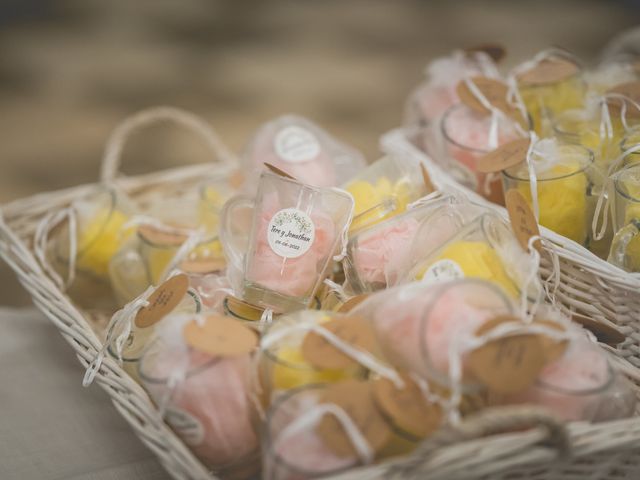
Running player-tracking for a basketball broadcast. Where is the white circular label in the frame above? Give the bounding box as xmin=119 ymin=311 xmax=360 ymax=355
xmin=422 ymin=259 xmax=465 ymax=285
xmin=267 ymin=208 xmax=315 ymax=258
xmin=165 ymin=407 xmax=205 ymax=446
xmin=274 ymin=126 xmax=321 ymax=163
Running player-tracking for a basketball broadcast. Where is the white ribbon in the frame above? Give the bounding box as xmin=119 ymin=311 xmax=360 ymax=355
xmin=406 ymin=190 xmax=443 ymax=210
xmin=323 ymin=278 xmax=349 ymax=302
xmin=82 ymin=286 xmax=154 ymax=387
xmin=525 ymin=132 xmax=540 ymax=221
xmin=330 ymin=188 xmax=355 ymax=262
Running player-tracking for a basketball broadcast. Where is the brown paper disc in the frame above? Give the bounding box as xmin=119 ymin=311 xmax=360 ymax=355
xmin=372 ymin=376 xmax=441 ymax=439
xmin=337 ymin=294 xmax=370 ymax=314
xmin=572 ymin=314 xmax=625 ymax=346
xmin=183 ymin=314 xmax=258 ymax=357
xmin=301 ymin=315 xmax=377 ymax=370
xmin=138 ymin=224 xmax=189 ymax=247
xmin=179 ymin=258 xmax=226 ymax=275
xmin=505 ymin=189 xmax=541 ymax=252
xmin=534 ymin=319 xmax=568 ymax=364
xmin=456 ymin=76 xmax=510 ymax=115
xmin=135 ymin=274 xmax=190 ymax=328
xmin=317 ymin=380 xmax=391 ymax=458
xmin=264 ymin=162 xmax=297 ymax=180
xmin=465 ymin=43 xmax=507 ymax=63
xmin=477 ymin=138 xmax=530 ymax=173
xmin=517 ymin=57 xmax=579 ymax=86
xmin=469 ymin=316 xmax=548 ymax=394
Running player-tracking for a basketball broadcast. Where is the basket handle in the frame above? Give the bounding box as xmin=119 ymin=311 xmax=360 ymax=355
xmin=100 ymin=106 xmax=237 ymax=183
xmin=397 ymin=406 xmax=571 ymax=475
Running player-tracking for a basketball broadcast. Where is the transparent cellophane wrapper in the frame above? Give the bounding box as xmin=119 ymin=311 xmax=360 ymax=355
xmin=106 ymin=288 xmax=202 ymax=383
xmin=398 ymin=202 xmax=540 ymax=302
xmin=342 ymin=155 xmax=428 ymax=233
xmin=221 ymin=171 xmax=353 ymax=313
xmin=609 ymin=164 xmax=640 ymax=271
xmin=431 ymin=102 xmax=525 ymax=203
xmin=256 ymin=310 xmax=368 ymax=407
xmin=502 ymin=139 xmax=606 ymax=254
xmin=403 ymin=49 xmax=500 ymax=132
xmin=585 ymin=58 xmax=639 ymax=95
xmin=343 ymin=193 xmax=483 ymax=294
xmin=240 ymin=114 xmax=366 ymax=190
xmin=349 ymin=279 xmax=636 ymax=424
xmin=109 ymin=184 xmax=230 ymax=306
xmin=47 ymin=186 xmax=136 ymax=313
xmin=138 ymin=313 xmax=260 ymax=478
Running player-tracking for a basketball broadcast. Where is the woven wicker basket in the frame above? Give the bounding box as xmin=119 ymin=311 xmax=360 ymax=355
xmin=2 ymin=108 xmax=640 ymax=480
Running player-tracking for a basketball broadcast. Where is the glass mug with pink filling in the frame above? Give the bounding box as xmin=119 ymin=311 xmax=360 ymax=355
xmin=220 ymin=170 xmax=354 ymax=313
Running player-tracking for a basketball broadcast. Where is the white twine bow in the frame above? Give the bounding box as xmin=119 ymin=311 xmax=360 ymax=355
xmin=592 ymin=142 xmax=640 ymax=241
xmin=260 ymin=320 xmax=404 ymax=388
xmin=323 ymin=278 xmax=350 ymax=302
xmin=406 ymin=190 xmax=443 ymax=210
xmin=275 ymin=402 xmax=374 ymax=465
xmin=82 ymin=286 xmax=154 ymax=387
xmin=260 ymin=308 xmax=274 ymax=326
xmin=34 ymin=207 xmax=77 ymax=290
xmin=525 ymin=131 xmax=540 ymax=221
xmin=601 ymin=92 xmax=640 ymax=133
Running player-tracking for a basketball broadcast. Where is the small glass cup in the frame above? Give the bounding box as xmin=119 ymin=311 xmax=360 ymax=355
xmin=608 ymin=164 xmax=640 ymax=271
xmin=502 ymin=142 xmax=597 ymax=247
xmin=220 ymin=171 xmax=354 ymax=313
xmin=138 ymin=337 xmax=260 ymax=477
xmin=351 ymin=279 xmax=516 ymax=391
xmin=405 ymin=213 xmax=531 ymax=300
xmin=499 ymin=333 xmax=636 ymax=422
xmin=620 ymin=126 xmax=640 ymax=168
xmin=515 ymin=55 xmax=585 ymax=135
xmin=440 ymin=103 xmax=525 ymax=205
xmin=257 ymin=310 xmax=367 ymax=405
xmin=107 ymin=289 xmax=201 ymax=383
xmin=342 ymin=155 xmax=427 ymax=232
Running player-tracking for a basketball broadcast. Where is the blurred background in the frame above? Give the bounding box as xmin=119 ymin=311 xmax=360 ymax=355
xmin=0 ymin=0 xmax=639 ymax=305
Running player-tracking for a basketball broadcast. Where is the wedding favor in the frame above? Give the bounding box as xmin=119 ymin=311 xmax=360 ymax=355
xmin=220 ymin=170 xmax=354 ymax=313
xmin=241 ymin=115 xmax=365 ymax=188
xmin=139 ymin=314 xmax=260 ymax=477
xmin=609 ymin=164 xmax=640 ymax=271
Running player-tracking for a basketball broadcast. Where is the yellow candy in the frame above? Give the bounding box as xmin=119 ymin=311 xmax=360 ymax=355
xmin=517 ymin=162 xmax=588 ymax=244
xmin=418 ymin=241 xmax=519 ymax=299
xmin=76 ymin=209 xmax=131 ymax=278
xmin=347 ymin=177 xmax=412 ymax=231
xmin=199 ymin=186 xmax=226 ymax=232
xmin=271 ymin=346 xmax=353 ymax=391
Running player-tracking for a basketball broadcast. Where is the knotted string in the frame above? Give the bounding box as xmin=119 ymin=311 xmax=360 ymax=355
xmin=34 ymin=207 xmax=77 ymax=290
xmin=259 ymin=308 xmax=274 ymax=326
xmin=82 ymin=286 xmax=154 ymax=387
xmin=323 ymin=278 xmax=350 ymax=302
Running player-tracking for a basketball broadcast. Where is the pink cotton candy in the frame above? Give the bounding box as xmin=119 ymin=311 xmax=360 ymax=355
xmin=247 ymin=199 xmax=336 ymax=297
xmin=352 ymin=217 xmax=420 ymax=286
xmin=264 ymin=389 xmax=356 ymax=480
xmin=142 ymin=350 xmax=258 ymax=470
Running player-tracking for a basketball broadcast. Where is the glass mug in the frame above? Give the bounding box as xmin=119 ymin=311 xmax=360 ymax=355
xmin=502 ymin=142 xmax=597 ymax=248
xmin=220 ymin=170 xmax=354 ymax=313
xmin=608 ymin=164 xmax=640 ymax=272
xmin=620 ymin=127 xmax=640 ymax=168
xmin=439 ymin=103 xmax=525 ymax=205
xmin=404 ymin=213 xmax=532 ymax=300
xmin=256 ymin=310 xmax=367 ymax=407
xmin=342 ymin=155 xmax=426 ymax=233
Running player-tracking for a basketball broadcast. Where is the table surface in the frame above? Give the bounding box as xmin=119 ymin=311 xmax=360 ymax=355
xmin=0 ymin=307 xmax=171 ymax=480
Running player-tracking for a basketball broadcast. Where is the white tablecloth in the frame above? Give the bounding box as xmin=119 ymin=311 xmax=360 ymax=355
xmin=0 ymin=307 xmax=171 ymax=480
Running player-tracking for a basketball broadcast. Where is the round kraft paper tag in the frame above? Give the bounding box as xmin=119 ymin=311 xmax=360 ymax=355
xmin=267 ymin=208 xmax=315 ymax=258
xmin=274 ymin=126 xmax=321 ymax=163
xmin=165 ymin=407 xmax=205 ymax=446
xmin=422 ymin=259 xmax=464 ymax=285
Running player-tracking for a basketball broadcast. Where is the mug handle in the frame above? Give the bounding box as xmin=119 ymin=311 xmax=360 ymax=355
xmin=219 ymin=195 xmax=255 ymax=275
xmin=607 ymin=220 xmax=640 ymax=269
